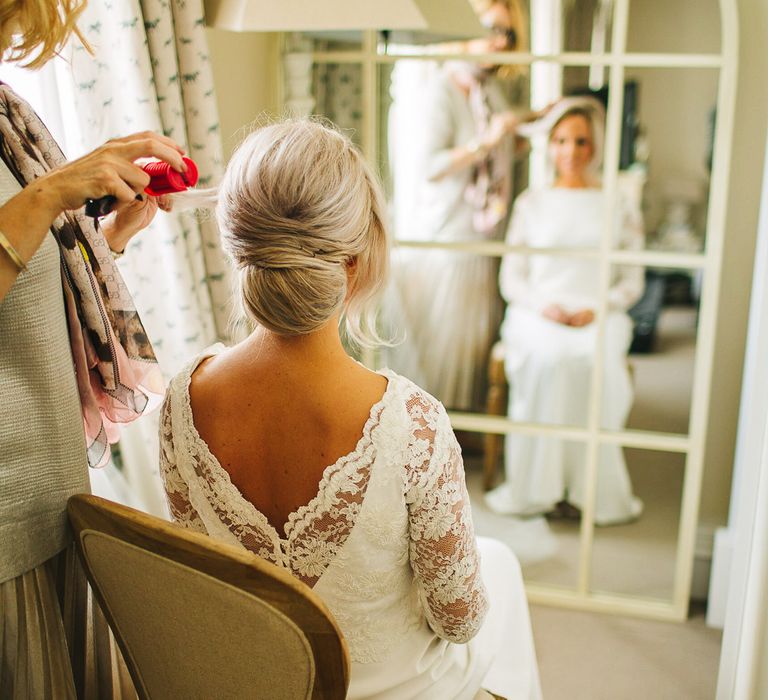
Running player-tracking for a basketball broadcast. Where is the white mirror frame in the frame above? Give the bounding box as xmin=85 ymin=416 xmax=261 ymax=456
xmin=277 ymin=0 xmax=738 ymax=621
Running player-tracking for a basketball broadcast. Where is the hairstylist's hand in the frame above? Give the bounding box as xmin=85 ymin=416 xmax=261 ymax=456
xmin=568 ymin=309 xmax=595 ymax=327
xmin=526 ymin=101 xmax=558 ymax=123
xmin=483 ymin=111 xmax=518 ymax=150
xmin=98 ymin=193 xmax=173 ymax=254
xmin=542 ymin=304 xmax=571 ymax=325
xmin=35 ymin=131 xmax=185 ymax=220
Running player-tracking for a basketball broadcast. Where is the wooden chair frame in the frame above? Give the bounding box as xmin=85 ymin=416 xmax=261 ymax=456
xmin=67 ymin=494 xmax=350 ymax=700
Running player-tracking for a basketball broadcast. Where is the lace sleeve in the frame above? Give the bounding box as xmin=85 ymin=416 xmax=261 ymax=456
xmin=607 ymin=196 xmax=646 ymax=311
xmin=404 ymin=393 xmax=489 ymax=643
xmin=158 ymin=391 xmax=207 ymax=533
xmin=499 ymin=194 xmax=543 ymax=311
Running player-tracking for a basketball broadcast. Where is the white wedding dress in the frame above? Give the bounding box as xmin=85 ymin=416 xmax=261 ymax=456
xmin=486 ymin=187 xmax=645 ymax=524
xmin=158 ymin=347 xmax=541 ymax=700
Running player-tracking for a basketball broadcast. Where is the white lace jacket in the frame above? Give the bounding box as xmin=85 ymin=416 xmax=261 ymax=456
xmin=158 ymin=349 xmax=489 ymax=667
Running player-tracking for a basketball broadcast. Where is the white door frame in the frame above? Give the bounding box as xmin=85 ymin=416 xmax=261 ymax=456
xmin=715 ymin=141 xmax=768 ymax=699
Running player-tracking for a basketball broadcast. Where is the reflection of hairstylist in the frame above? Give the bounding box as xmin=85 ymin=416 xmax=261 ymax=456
xmin=395 ymin=0 xmax=529 ymax=413
xmin=485 ymin=97 xmax=645 ymax=526
xmin=0 ymin=2 xmax=185 ymax=694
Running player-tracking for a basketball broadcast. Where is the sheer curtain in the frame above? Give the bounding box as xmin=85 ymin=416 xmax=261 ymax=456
xmin=1 ymin=0 xmax=230 ymax=516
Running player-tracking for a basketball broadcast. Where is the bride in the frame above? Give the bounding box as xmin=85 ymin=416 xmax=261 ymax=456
xmin=485 ymin=97 xmax=645 ymax=525
xmin=158 ymin=118 xmax=541 ymax=699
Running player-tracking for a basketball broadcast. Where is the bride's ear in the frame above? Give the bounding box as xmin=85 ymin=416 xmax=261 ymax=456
xmin=345 ymin=257 xmax=359 ymax=301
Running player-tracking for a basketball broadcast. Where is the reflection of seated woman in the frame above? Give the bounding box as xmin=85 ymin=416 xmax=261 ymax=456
xmin=159 ymin=120 xmax=541 ymax=699
xmin=485 ymin=98 xmax=645 ymax=526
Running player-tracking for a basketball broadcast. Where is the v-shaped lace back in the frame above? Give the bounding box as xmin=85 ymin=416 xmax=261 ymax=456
xmin=159 ymin=348 xmax=386 ymax=586
xmin=282 ymin=429 xmax=378 ymax=586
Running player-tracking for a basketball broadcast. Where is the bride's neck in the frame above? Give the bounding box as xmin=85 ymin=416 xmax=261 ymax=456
xmin=244 ymin=316 xmax=351 ymax=369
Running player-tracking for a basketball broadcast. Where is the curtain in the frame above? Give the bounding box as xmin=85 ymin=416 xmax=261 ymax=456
xmin=58 ymin=0 xmax=231 ymax=515
xmin=312 ymin=63 xmax=364 ymax=144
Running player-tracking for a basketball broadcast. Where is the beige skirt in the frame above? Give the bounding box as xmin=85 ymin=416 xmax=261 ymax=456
xmin=0 ymin=545 xmax=135 ymax=699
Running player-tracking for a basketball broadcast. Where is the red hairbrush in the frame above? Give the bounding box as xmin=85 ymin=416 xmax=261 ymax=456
xmin=85 ymin=157 xmax=198 ymax=218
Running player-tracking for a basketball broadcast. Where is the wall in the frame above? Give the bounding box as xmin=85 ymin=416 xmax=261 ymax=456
xmin=705 ymin=0 xmax=768 ymax=533
xmin=627 ymin=0 xmax=762 ymax=531
xmin=626 ymin=0 xmax=721 ymax=225
xmin=205 ymin=29 xmax=280 ymax=156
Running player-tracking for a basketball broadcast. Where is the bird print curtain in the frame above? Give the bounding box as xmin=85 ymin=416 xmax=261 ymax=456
xmin=59 ymin=0 xmax=231 ymax=513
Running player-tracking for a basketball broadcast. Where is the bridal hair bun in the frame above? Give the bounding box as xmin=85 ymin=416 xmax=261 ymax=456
xmin=216 ymin=118 xmax=389 ymax=346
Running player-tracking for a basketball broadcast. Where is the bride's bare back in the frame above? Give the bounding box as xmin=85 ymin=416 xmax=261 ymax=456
xmin=188 ymin=325 xmax=388 ymax=534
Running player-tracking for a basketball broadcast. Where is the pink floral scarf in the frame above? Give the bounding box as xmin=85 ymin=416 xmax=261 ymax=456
xmin=449 ymin=64 xmax=512 ymax=237
xmin=0 ymin=82 xmax=164 ymax=468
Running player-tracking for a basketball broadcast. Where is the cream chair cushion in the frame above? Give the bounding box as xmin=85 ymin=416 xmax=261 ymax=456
xmin=81 ymin=531 xmax=314 ymax=700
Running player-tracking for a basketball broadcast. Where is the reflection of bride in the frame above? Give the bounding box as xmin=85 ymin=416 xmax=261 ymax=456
xmin=485 ymin=97 xmax=645 ymax=526
xmin=384 ymin=0 xmax=527 ymax=412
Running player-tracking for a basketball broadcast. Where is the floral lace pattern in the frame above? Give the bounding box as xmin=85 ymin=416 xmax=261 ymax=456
xmin=158 ymin=349 xmax=488 ymax=662
xmin=403 ymin=392 xmax=488 ymax=643
xmin=159 ymin=356 xmax=379 ymax=586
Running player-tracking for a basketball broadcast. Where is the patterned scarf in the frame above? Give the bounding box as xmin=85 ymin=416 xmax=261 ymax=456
xmin=450 ymin=65 xmax=512 ymax=238
xmin=0 ymin=82 xmax=164 ymax=468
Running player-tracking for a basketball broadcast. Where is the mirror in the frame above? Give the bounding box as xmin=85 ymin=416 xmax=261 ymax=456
xmin=468 ymin=441 xmax=686 ymax=599
xmin=301 ymin=0 xmax=723 ymax=603
xmin=311 ymin=62 xmax=364 ymax=146
xmin=467 ymin=439 xmax=585 ymax=592
xmin=626 ymin=0 xmax=720 ymax=54
xmin=591 ymin=448 xmax=686 ymax=601
xmin=624 ymin=67 xmax=719 ymax=253
xmin=618 ymin=265 xmax=700 ymax=435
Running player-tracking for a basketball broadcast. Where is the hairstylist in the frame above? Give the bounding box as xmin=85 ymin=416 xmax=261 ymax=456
xmin=0 ymin=1 xmax=185 ymax=696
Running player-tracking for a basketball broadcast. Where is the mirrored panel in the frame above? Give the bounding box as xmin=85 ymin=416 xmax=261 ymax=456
xmin=380 ymin=249 xmax=505 ymax=413
xmin=603 ymin=264 xmax=700 ymax=434
xmin=295 ymin=31 xmax=364 ymax=52
xmin=590 ymin=447 xmax=685 ymax=602
xmin=384 ymin=56 xmax=530 ymax=245
xmin=467 ymin=436 xmax=585 ymax=592
xmin=310 ymin=63 xmax=363 ymax=146
xmin=623 ymin=67 xmax=719 ymax=252
xmin=377 ymin=63 xmax=395 ymax=197
xmin=561 ymin=0 xmax=614 ymax=54
xmin=379 ymin=0 xmax=529 ymax=57
xmin=626 ymin=0 xmax=721 ymax=55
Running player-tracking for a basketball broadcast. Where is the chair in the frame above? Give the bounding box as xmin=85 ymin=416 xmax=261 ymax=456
xmin=67 ymin=494 xmax=349 ymax=700
xmin=483 ymin=341 xmax=508 ymax=491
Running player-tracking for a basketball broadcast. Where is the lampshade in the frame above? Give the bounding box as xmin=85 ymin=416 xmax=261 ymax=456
xmin=203 ymin=0 xmax=484 ymax=37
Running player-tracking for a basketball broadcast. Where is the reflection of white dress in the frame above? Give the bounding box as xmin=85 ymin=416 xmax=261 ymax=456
xmin=159 ymin=348 xmax=541 ymax=699
xmin=485 ymin=187 xmax=645 ymax=525
xmin=385 ymin=67 xmax=513 ymax=411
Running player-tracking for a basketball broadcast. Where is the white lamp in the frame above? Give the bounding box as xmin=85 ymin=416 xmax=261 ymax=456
xmin=203 ymin=0 xmax=484 ymax=37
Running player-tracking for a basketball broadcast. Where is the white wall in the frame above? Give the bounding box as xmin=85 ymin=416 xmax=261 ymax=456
xmin=705 ymin=0 xmax=768 ymax=536
xmin=205 ymin=29 xmax=280 ymax=156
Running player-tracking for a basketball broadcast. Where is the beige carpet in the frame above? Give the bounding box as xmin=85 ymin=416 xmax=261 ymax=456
xmin=530 ymin=603 xmax=721 ymax=699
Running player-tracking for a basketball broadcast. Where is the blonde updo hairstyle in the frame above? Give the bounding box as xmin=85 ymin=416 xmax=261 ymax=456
xmin=216 ymin=119 xmax=389 ymax=347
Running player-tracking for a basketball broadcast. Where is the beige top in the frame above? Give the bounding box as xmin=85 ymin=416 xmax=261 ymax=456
xmin=0 ymin=160 xmax=89 ymax=583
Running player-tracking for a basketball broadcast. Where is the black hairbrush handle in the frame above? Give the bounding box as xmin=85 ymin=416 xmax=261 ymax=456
xmin=85 ymin=195 xmax=118 ymax=218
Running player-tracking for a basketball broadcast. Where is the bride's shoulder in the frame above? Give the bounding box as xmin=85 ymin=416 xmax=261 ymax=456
xmin=376 ymin=369 xmax=449 ymax=423
xmin=167 ymin=343 xmax=228 ymax=396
